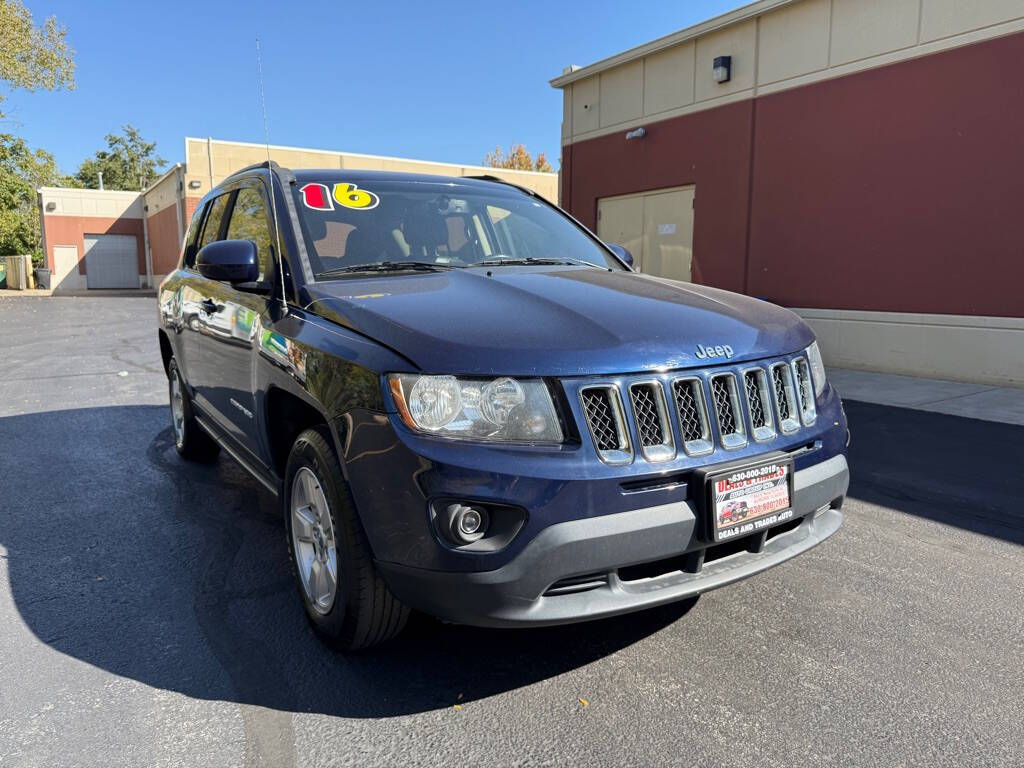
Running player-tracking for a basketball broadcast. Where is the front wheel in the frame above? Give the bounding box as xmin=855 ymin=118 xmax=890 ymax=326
xmin=284 ymin=426 xmax=409 ymax=650
xmin=167 ymin=357 xmax=219 ymax=462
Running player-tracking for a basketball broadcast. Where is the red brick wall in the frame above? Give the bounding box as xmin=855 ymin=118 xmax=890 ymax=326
xmin=43 ymin=216 xmax=145 ymax=275
xmin=562 ymin=31 xmax=1024 ymax=318
xmin=146 ymin=205 xmax=181 ymax=275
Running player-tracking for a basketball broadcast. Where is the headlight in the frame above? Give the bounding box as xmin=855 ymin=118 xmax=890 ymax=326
xmin=805 ymin=341 xmax=827 ymax=398
xmin=388 ymin=374 xmax=563 ymax=443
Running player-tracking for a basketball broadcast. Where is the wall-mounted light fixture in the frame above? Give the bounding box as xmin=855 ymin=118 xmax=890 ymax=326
xmin=188 ymin=179 xmax=202 ymax=190
xmin=713 ymin=55 xmax=732 ymax=84
xmin=625 ymin=127 xmax=646 ymax=141
xmin=45 ymin=201 xmax=56 ymax=212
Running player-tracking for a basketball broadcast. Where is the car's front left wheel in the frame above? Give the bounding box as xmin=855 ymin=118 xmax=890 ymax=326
xmin=284 ymin=426 xmax=409 ymax=650
xmin=167 ymin=357 xmax=219 ymax=462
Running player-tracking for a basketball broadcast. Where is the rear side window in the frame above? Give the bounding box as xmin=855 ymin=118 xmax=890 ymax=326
xmin=198 ymin=194 xmax=231 ymax=250
xmin=225 ymin=185 xmax=274 ymax=283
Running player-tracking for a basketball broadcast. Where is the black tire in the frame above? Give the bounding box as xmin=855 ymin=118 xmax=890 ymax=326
xmin=284 ymin=426 xmax=409 ymax=650
xmin=167 ymin=357 xmax=219 ymax=462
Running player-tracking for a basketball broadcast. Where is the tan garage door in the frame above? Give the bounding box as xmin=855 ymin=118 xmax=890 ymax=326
xmin=597 ymin=185 xmax=695 ymax=281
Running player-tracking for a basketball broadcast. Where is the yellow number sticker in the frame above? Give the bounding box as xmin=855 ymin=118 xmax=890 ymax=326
xmin=332 ymin=183 xmax=380 ymax=210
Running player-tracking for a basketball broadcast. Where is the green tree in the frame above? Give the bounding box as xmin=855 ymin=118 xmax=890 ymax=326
xmin=484 ymin=144 xmax=554 ymax=173
xmin=74 ymin=125 xmax=166 ymax=191
xmin=0 ymin=133 xmax=69 ymax=261
xmin=0 ymin=0 xmax=75 ymax=119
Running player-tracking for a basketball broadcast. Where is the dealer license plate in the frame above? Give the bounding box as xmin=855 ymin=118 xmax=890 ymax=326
xmin=708 ymin=459 xmax=794 ymax=542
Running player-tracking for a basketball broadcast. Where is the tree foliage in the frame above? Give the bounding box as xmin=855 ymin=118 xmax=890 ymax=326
xmin=483 ymin=144 xmax=554 ymax=173
xmin=0 ymin=133 xmax=69 ymax=259
xmin=74 ymin=125 xmax=166 ymax=191
xmin=0 ymin=0 xmax=75 ymax=119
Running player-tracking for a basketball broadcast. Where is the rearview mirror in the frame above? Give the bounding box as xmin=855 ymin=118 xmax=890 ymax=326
xmin=606 ymin=243 xmax=634 ymax=269
xmin=196 ymin=240 xmax=259 ymax=283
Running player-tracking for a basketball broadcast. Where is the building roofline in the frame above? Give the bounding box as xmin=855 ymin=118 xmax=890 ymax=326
xmin=183 ymin=136 xmax=558 ymax=179
xmin=143 ymin=163 xmax=183 ymax=192
xmin=36 ymin=186 xmax=143 ymax=197
xmin=549 ymin=0 xmax=797 ymax=88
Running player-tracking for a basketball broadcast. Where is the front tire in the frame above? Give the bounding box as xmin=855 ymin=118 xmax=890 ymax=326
xmin=167 ymin=357 xmax=219 ymax=462
xmin=284 ymin=426 xmax=409 ymax=650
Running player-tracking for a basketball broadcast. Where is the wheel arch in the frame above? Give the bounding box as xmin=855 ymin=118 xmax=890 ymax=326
xmin=265 ymin=385 xmax=344 ymax=481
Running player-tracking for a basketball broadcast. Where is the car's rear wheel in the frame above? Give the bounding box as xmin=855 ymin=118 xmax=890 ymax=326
xmin=167 ymin=357 xmax=219 ymax=462
xmin=284 ymin=426 xmax=409 ymax=650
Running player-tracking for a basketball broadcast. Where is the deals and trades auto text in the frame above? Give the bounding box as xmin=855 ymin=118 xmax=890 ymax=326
xmin=713 ymin=462 xmax=792 ymax=541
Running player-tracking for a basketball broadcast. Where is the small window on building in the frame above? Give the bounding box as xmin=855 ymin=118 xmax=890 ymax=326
xmin=225 ymin=185 xmax=274 ymax=282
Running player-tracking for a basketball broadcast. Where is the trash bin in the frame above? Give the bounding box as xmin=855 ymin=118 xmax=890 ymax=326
xmin=0 ymin=261 xmax=6 ymax=289
xmin=34 ymin=267 xmax=51 ymax=290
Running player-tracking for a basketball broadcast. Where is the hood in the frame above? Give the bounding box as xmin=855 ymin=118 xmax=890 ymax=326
xmin=303 ymin=266 xmax=814 ymax=377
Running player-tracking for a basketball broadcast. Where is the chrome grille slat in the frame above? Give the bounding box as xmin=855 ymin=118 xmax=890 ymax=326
xmin=792 ymin=357 xmax=817 ymax=425
xmin=709 ymin=374 xmax=746 ymax=449
xmin=771 ymin=363 xmax=800 ymax=434
xmin=629 ymin=382 xmax=675 ymax=462
xmin=743 ymin=368 xmax=776 ymax=441
xmin=671 ymin=378 xmax=713 ymax=456
xmin=579 ymin=386 xmax=632 ymax=464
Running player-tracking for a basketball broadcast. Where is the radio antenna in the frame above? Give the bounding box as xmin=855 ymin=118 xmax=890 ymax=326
xmin=257 ymin=37 xmax=288 ymax=316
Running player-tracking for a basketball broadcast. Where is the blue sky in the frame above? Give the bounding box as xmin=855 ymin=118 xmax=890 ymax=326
xmin=11 ymin=0 xmax=743 ymax=175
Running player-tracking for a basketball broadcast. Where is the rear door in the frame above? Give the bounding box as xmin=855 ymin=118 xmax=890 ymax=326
xmin=192 ymin=181 xmax=276 ymax=458
xmin=178 ymin=193 xmax=230 ymax=390
xmin=84 ymin=234 xmax=139 ymax=289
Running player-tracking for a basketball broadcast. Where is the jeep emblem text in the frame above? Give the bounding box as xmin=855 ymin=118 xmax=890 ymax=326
xmin=695 ymin=343 xmax=734 ymax=359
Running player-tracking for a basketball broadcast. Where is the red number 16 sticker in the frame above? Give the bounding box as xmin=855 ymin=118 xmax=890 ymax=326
xmin=300 ymin=182 xmax=379 ymax=211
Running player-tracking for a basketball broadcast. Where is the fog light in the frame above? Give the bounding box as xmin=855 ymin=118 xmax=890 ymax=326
xmin=445 ymin=503 xmax=489 ymax=544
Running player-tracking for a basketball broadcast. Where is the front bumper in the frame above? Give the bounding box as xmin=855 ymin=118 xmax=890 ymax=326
xmin=376 ymin=453 xmax=849 ymax=627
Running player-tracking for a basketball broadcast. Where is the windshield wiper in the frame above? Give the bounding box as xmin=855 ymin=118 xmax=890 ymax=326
xmin=474 ymin=256 xmax=609 ymax=269
xmin=317 ymin=261 xmax=456 ymax=277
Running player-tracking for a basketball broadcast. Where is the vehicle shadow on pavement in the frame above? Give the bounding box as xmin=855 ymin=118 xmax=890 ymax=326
xmin=0 ymin=405 xmax=694 ymax=718
xmin=843 ymin=400 xmax=1024 ymax=545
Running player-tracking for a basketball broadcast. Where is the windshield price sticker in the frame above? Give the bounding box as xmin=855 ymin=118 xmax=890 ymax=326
xmin=710 ymin=461 xmax=792 ymax=542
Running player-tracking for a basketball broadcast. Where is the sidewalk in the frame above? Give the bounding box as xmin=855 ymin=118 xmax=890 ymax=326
xmin=0 ymin=288 xmax=157 ymax=298
xmin=829 ymin=367 xmax=1024 ymax=427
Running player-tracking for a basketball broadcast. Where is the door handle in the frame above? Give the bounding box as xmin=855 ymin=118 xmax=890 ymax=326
xmin=200 ymin=299 xmax=218 ymax=314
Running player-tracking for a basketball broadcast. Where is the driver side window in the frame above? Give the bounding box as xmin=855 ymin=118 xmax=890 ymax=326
xmin=225 ymin=186 xmax=274 ymax=283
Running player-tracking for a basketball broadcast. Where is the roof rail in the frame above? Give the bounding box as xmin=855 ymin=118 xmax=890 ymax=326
xmin=221 ymin=159 xmax=295 ymax=185
xmin=464 ymin=174 xmax=540 ymax=199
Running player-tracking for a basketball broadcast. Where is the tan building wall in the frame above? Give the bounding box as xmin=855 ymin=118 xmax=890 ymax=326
xmin=553 ymin=0 xmax=1024 ymax=145
xmin=182 ymin=137 xmax=559 ymax=202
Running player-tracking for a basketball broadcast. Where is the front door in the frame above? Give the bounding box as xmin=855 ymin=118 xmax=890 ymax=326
xmin=192 ymin=181 xmax=276 ymax=460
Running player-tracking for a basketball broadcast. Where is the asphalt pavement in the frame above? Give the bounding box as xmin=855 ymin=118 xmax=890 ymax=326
xmin=0 ymin=295 xmax=1021 ymax=767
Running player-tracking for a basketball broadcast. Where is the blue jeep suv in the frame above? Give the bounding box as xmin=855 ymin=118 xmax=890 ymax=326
xmin=158 ymin=163 xmax=850 ymax=649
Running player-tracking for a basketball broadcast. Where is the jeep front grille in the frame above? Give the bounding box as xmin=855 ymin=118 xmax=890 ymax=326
xmin=575 ymin=355 xmax=812 ymax=465
xmin=793 ymin=357 xmax=817 ymax=425
xmin=709 ymin=374 xmax=746 ymax=448
xmin=671 ymin=378 xmax=713 ymax=456
xmin=629 ymin=382 xmax=675 ymax=462
xmin=579 ymin=386 xmax=631 ymax=464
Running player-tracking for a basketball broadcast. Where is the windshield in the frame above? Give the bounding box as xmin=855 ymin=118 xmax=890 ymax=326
xmin=292 ymin=179 xmax=625 ymax=278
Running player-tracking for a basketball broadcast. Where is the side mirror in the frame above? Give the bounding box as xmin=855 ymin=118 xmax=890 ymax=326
xmin=607 ymin=243 xmax=634 ymax=269
xmin=196 ymin=240 xmax=259 ymax=283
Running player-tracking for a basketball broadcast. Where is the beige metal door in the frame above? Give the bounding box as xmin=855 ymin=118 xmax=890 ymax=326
xmin=597 ymin=185 xmax=695 ymax=281
xmin=597 ymin=195 xmax=644 ymax=270
xmin=53 ymin=245 xmax=82 ymax=291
